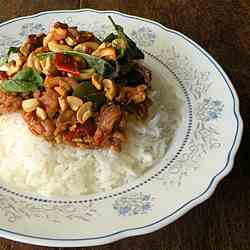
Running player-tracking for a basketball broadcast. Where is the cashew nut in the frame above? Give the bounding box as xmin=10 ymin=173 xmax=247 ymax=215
xmin=44 ymin=76 xmax=60 ymax=89
xmin=67 ymin=96 xmax=83 ymax=111
xmin=92 ymin=42 xmax=111 ymax=55
xmin=65 ymin=36 xmax=77 ymax=46
xmin=103 ymin=79 xmax=117 ymax=101
xmin=40 ymin=55 xmax=57 ymax=75
xmin=7 ymin=62 xmax=21 ymax=76
xmin=26 ymin=52 xmax=42 ymax=72
xmin=0 ymin=64 xmax=8 ymax=72
xmin=54 ymin=86 xmax=67 ymax=97
xmin=112 ymin=38 xmax=126 ymax=49
xmin=53 ymin=27 xmax=67 ymax=40
xmin=7 ymin=53 xmax=25 ymax=76
xmin=43 ymin=32 xmax=54 ymax=47
xmin=58 ymin=96 xmax=68 ymax=111
xmin=22 ymin=98 xmax=39 ymax=112
xmin=43 ymin=26 xmax=67 ymax=47
xmin=92 ymin=47 xmax=117 ymax=61
xmin=48 ymin=41 xmax=72 ymax=53
xmin=73 ymin=42 xmax=99 ymax=54
xmin=36 ymin=107 xmax=47 ymax=120
xmin=76 ymin=102 xmax=93 ymax=124
xmin=59 ymin=79 xmax=71 ymax=91
xmin=91 ymin=73 xmax=103 ymax=90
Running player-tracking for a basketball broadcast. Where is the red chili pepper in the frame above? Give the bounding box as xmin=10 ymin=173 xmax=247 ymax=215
xmin=55 ymin=53 xmax=80 ymax=76
xmin=0 ymin=71 xmax=8 ymax=80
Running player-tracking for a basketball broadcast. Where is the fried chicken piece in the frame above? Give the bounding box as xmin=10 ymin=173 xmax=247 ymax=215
xmin=94 ymin=104 xmax=122 ymax=145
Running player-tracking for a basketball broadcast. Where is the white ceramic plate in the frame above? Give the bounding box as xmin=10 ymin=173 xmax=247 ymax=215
xmin=0 ymin=9 xmax=243 ymax=247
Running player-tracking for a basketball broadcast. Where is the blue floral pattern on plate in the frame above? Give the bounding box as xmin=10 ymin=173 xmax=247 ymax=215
xmin=0 ymin=194 xmax=97 ymax=223
xmin=131 ymin=26 xmax=156 ymax=47
xmin=18 ymin=23 xmax=46 ymax=37
xmin=113 ymin=193 xmax=154 ymax=216
xmin=197 ymin=98 xmax=224 ymax=122
xmin=153 ymin=47 xmax=225 ymax=188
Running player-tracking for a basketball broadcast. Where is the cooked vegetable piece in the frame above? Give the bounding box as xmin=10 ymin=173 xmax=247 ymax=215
xmin=1 ymin=67 xmax=43 ymax=92
xmin=73 ymin=81 xmax=106 ymax=109
xmin=55 ymin=53 xmax=80 ymax=76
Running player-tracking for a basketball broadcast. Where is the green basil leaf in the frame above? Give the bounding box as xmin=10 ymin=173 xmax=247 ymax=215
xmin=73 ymin=81 xmax=106 ymax=110
xmin=15 ymin=67 xmax=43 ymax=88
xmin=117 ymin=48 xmax=126 ymax=58
xmin=108 ymin=16 xmax=144 ymax=60
xmin=108 ymin=16 xmax=129 ymax=48
xmin=102 ymin=33 xmax=117 ymax=42
xmin=1 ymin=67 xmax=43 ymax=93
xmin=1 ymin=79 xmax=40 ymax=92
xmin=7 ymin=47 xmax=20 ymax=57
xmin=0 ymin=47 xmax=20 ymax=66
xmin=0 ymin=57 xmax=8 ymax=66
xmin=36 ymin=52 xmax=55 ymax=60
xmin=127 ymin=40 xmax=144 ymax=60
xmin=37 ymin=51 xmax=115 ymax=78
xmin=64 ymin=51 xmax=115 ymax=78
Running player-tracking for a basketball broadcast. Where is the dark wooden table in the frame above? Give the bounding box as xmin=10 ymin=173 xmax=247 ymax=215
xmin=0 ymin=0 xmax=249 ymax=249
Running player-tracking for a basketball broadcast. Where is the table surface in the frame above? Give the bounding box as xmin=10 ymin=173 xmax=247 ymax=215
xmin=0 ymin=0 xmax=249 ymax=249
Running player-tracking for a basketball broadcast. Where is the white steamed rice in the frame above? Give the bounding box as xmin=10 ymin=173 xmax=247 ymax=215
xmin=0 ymin=89 xmax=180 ymax=197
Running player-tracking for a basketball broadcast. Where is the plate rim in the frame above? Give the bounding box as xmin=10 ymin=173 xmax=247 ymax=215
xmin=0 ymin=8 xmax=243 ymax=247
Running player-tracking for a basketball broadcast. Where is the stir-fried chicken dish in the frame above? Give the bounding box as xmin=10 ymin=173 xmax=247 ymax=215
xmin=0 ymin=17 xmax=152 ymax=152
